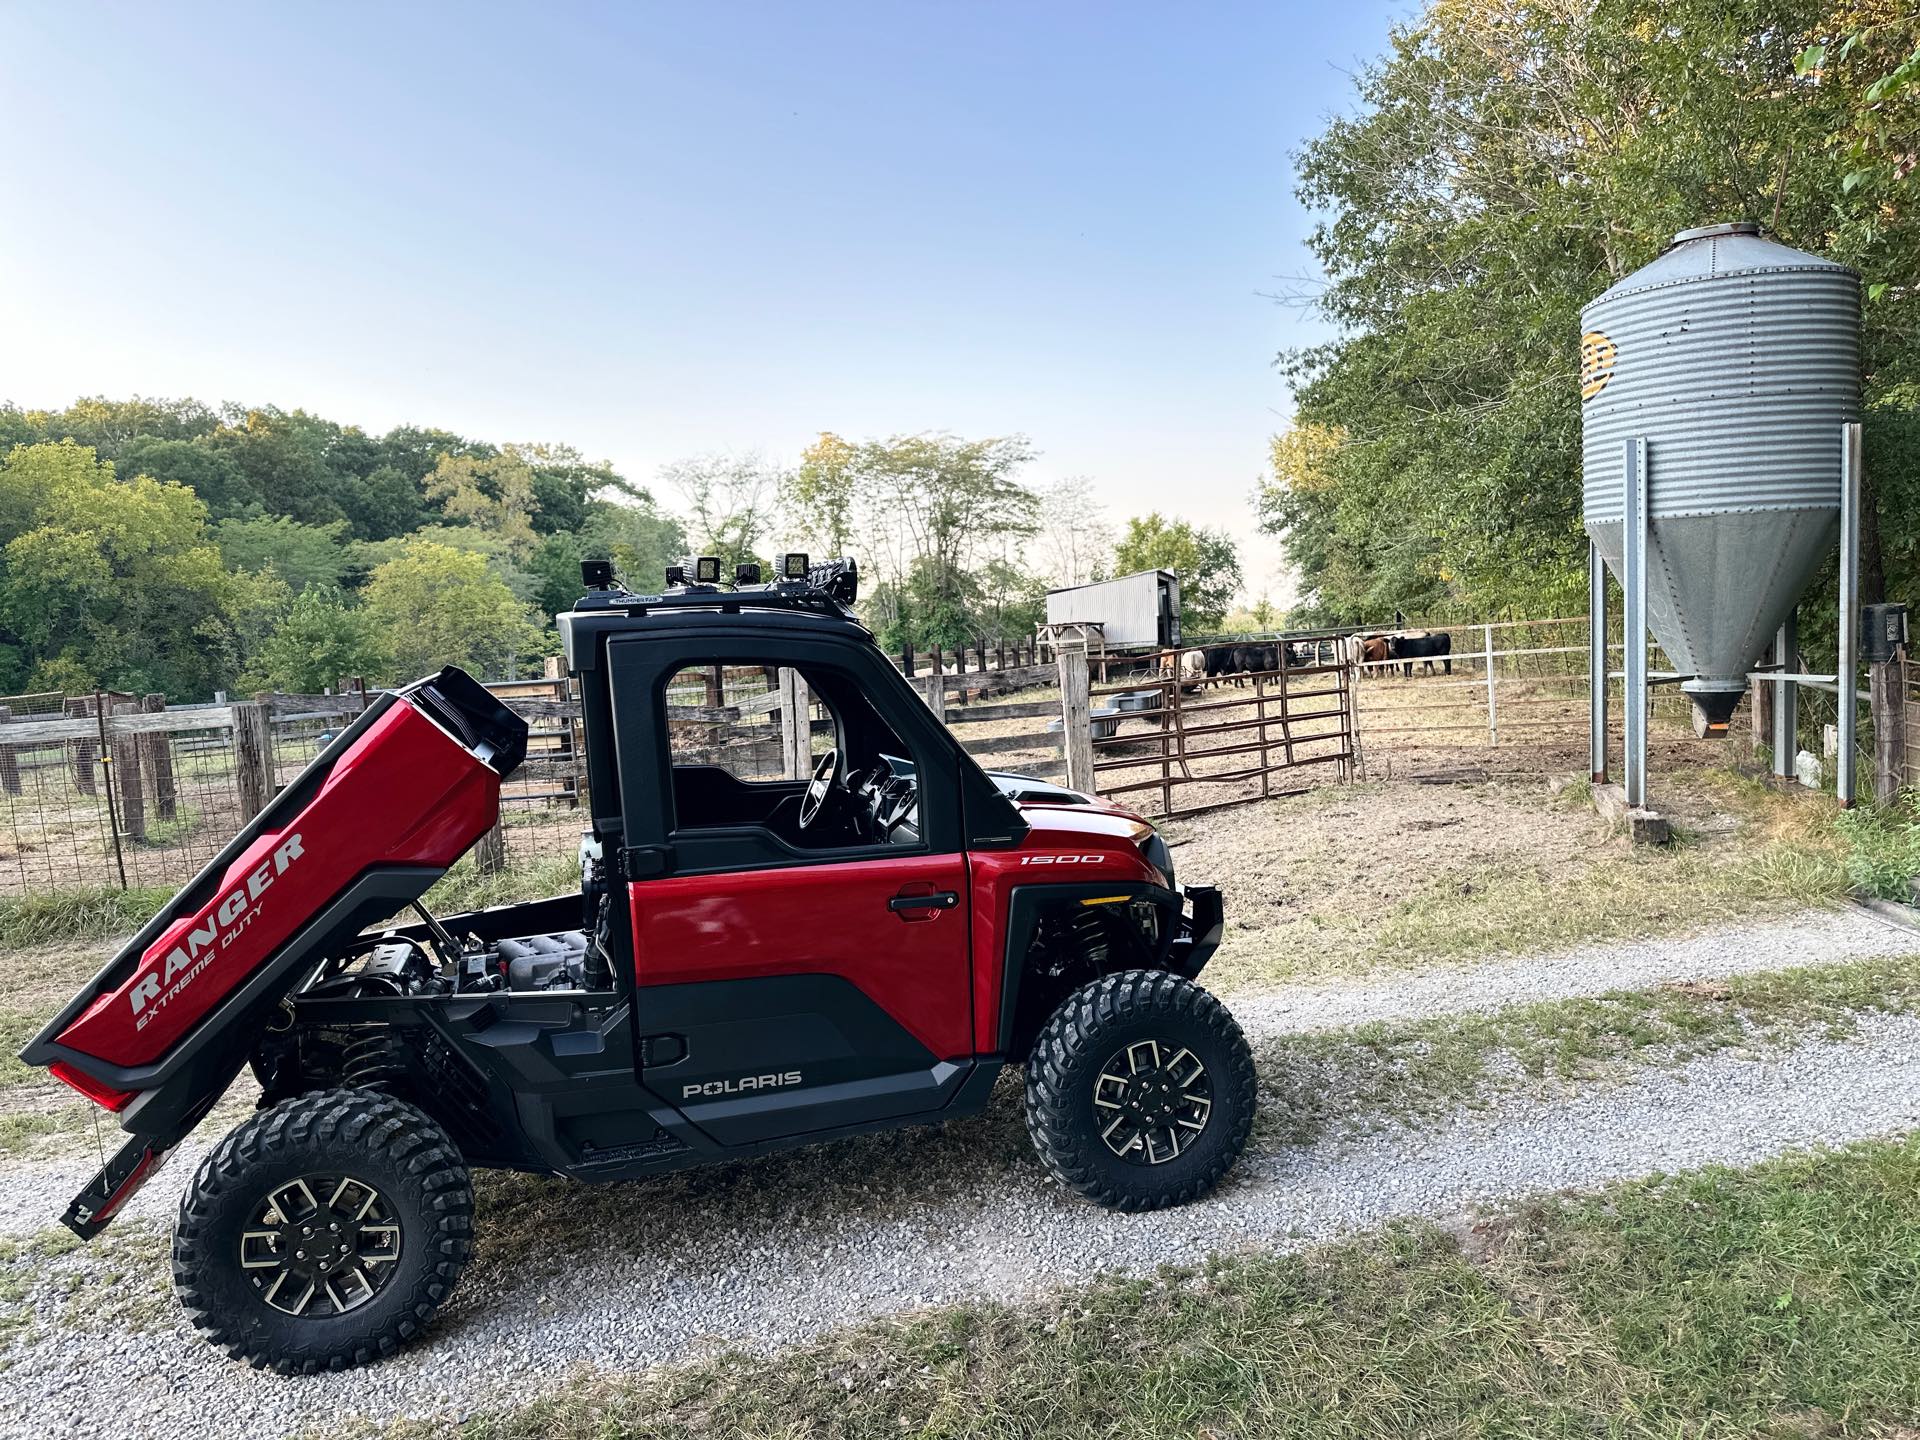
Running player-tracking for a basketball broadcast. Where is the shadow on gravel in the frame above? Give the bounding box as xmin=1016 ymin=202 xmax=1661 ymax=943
xmin=467 ymin=1070 xmax=1042 ymax=1275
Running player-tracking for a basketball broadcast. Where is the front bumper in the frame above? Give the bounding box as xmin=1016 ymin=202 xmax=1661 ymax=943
xmin=1167 ymin=884 xmax=1224 ymax=977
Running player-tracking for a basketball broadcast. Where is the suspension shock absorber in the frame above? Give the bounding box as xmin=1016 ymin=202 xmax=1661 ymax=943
xmin=340 ymin=1028 xmax=409 ymax=1091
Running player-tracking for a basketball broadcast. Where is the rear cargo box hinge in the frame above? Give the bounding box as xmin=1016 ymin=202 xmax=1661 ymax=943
xmin=619 ymin=845 xmax=673 ymax=880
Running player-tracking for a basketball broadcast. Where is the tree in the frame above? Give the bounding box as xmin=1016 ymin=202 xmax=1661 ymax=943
xmin=1265 ymin=0 xmax=1920 ymax=620
xmin=522 ymin=493 xmax=688 ymax=620
xmin=246 ymin=584 xmax=388 ymax=693
xmin=663 ymin=453 xmax=783 ymax=574
xmin=788 ymin=433 xmax=861 ymax=556
xmin=1112 ymin=514 xmax=1241 ymax=632
xmin=424 ymin=450 xmax=539 ymax=558
xmin=214 ymin=515 xmax=350 ymax=593
xmin=0 ymin=441 xmax=242 ymax=696
xmin=118 ymin=437 xmax=249 ymax=517
xmin=1034 ymin=476 xmax=1113 ymax=588
xmin=361 ymin=541 xmax=546 ymax=681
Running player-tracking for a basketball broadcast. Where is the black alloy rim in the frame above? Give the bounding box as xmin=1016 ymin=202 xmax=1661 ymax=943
xmin=239 ymin=1174 xmax=403 ymax=1317
xmin=1092 ymin=1039 xmax=1213 ymax=1165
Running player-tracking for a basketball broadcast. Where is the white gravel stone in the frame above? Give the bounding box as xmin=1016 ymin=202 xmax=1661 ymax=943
xmin=1 ymin=906 xmax=1915 ymax=1439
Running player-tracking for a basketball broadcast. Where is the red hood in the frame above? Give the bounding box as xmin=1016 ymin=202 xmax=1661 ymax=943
xmin=1013 ymin=799 xmax=1155 ymax=845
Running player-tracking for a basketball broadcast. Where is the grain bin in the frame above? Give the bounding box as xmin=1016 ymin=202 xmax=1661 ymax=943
xmin=1581 ymin=222 xmax=1860 ymax=734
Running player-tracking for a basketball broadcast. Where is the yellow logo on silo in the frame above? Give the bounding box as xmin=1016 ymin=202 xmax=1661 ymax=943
xmin=1580 ymin=330 xmax=1617 ymax=400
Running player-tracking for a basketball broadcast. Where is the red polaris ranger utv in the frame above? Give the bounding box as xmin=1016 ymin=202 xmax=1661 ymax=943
xmin=20 ymin=557 xmax=1251 ymax=1372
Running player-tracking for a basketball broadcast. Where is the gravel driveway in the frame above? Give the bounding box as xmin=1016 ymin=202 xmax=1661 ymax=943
xmin=2 ymin=905 xmax=1915 ymax=1439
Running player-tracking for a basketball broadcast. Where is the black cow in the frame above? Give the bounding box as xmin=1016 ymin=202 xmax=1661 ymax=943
xmin=1387 ymin=630 xmax=1452 ymax=677
xmin=1203 ymin=645 xmax=1238 ymax=686
xmin=1237 ymin=643 xmax=1279 ymax=677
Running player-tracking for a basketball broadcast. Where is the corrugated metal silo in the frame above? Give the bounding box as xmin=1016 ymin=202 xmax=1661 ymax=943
xmin=1581 ymin=221 xmax=1860 ymax=732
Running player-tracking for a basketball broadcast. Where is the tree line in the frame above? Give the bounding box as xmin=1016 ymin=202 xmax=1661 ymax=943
xmin=1260 ymin=0 xmax=1920 ymax=626
xmin=0 ymin=399 xmax=1247 ymax=700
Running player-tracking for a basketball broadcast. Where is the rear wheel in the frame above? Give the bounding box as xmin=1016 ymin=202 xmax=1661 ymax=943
xmin=173 ymin=1088 xmax=472 ymax=1373
xmin=1025 ymin=970 xmax=1255 ymax=1211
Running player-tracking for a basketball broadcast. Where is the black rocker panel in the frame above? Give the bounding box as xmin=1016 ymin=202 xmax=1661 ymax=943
xmin=636 ymin=974 xmax=969 ymax=1146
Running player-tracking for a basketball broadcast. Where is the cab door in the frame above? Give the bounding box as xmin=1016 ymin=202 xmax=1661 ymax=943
xmin=607 ymin=633 xmax=975 ymax=1148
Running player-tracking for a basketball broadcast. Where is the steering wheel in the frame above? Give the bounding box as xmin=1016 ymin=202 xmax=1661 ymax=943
xmin=797 ymin=749 xmax=840 ymax=831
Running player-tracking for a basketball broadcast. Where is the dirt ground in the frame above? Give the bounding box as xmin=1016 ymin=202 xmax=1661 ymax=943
xmin=1163 ymin=763 xmax=1845 ymax=991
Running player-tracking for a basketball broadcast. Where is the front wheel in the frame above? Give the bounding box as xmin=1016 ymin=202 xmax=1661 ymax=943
xmin=1024 ymin=970 xmax=1256 ymax=1211
xmin=173 ymin=1088 xmax=473 ymax=1373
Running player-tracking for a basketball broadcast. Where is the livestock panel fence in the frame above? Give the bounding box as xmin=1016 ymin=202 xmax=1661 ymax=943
xmin=1075 ymin=640 xmax=1357 ymax=816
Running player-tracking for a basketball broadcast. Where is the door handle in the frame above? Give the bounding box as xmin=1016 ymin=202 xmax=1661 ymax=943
xmin=888 ymin=890 xmax=959 ymax=914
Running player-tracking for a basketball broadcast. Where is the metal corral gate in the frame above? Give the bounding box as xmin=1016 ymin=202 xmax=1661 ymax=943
xmin=1083 ymin=640 xmax=1357 ymax=816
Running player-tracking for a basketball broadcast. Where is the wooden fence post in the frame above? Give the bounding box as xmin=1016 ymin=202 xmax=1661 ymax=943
xmin=140 ymin=693 xmax=177 ymax=822
xmin=1871 ymin=646 xmax=1906 ymax=803
xmin=901 ymin=644 xmax=915 ymax=678
xmin=779 ymin=667 xmax=812 ymax=778
xmin=0 ymin=706 xmax=18 ymax=796
xmin=1751 ymin=667 xmax=1774 ymax=764
xmin=233 ymin=702 xmax=276 ymax=821
xmin=1057 ymin=641 xmax=1096 ymax=796
xmin=111 ymin=699 xmax=146 ymax=843
xmin=920 ymin=673 xmax=945 ymax=723
xmin=472 ymin=818 xmax=508 ymax=875
xmin=65 ymin=696 xmax=98 ymax=795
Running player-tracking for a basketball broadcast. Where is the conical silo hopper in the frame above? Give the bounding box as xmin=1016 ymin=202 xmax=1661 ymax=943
xmin=1581 ymin=222 xmax=1860 ymax=734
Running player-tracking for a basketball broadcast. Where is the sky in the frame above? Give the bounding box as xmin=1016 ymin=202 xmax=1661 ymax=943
xmin=0 ymin=1 xmax=1406 ymax=607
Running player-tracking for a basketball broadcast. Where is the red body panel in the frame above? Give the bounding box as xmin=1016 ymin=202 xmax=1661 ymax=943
xmin=57 ymin=704 xmax=501 ymax=1069
xmin=966 ymin=804 xmax=1161 ymax=1052
xmin=629 ymin=852 xmax=973 ymax=1059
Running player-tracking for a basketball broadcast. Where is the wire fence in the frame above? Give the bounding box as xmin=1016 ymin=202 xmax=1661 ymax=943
xmin=0 ymin=617 xmax=1882 ymax=900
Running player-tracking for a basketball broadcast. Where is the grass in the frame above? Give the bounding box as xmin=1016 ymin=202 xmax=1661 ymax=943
xmin=0 ymin=1219 xmax=174 ymax=1346
xmin=0 ymin=1104 xmax=90 ymax=1157
xmin=1261 ymin=952 xmax=1920 ymax=1144
xmin=1372 ymin=769 xmax=1855 ymax=965
xmin=371 ymin=1133 xmax=1920 ymax=1439
xmin=1202 ymin=768 xmax=1862 ymax=990
xmin=0 ymin=884 xmax=173 ymax=949
xmin=1836 ymin=793 xmax=1920 ymax=899
xmin=418 ymin=852 xmax=582 ymax=915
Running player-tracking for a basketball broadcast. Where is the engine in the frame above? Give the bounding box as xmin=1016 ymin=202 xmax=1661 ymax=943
xmin=302 ymin=926 xmax=603 ymax=1001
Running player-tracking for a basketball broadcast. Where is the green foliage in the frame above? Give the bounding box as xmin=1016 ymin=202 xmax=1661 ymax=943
xmin=0 ymin=397 xmax=684 ymax=694
xmin=1112 ymin=512 xmax=1241 ymax=631
xmin=789 ymin=431 xmax=1044 ymax=653
xmin=213 ymin=514 xmax=349 ymax=593
xmin=244 ymin=584 xmax=389 ymax=693
xmin=426 ymin=449 xmax=540 ymax=559
xmin=1265 ymin=0 xmax=1920 ymax=623
xmin=0 ymin=441 xmax=241 ymax=697
xmin=362 ymin=541 xmax=545 ymax=682
xmin=1835 ymin=795 xmax=1920 ymax=898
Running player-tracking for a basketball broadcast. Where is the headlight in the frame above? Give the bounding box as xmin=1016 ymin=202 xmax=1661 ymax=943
xmin=1139 ymin=832 xmax=1174 ymax=890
